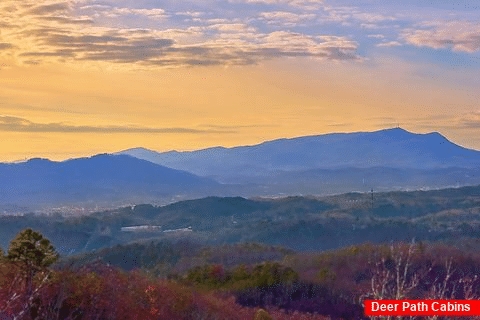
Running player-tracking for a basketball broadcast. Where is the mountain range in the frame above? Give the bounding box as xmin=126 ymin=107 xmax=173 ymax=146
xmin=120 ymin=128 xmax=480 ymax=183
xmin=119 ymin=128 xmax=480 ymax=194
xmin=2 ymin=127 xmax=480 ymax=213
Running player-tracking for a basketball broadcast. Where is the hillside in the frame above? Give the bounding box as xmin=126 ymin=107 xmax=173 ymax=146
xmin=2 ymin=185 xmax=480 ymax=254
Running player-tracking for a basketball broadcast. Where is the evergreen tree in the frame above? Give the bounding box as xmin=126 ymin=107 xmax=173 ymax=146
xmin=8 ymin=228 xmax=58 ymax=269
xmin=7 ymin=228 xmax=59 ymax=296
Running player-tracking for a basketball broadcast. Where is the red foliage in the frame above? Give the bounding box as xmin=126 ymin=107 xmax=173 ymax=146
xmin=266 ymin=308 xmax=331 ymax=320
xmin=0 ymin=259 xmax=342 ymax=319
xmin=1 ymin=262 xmax=258 ymax=319
xmin=208 ymin=264 xmax=226 ymax=282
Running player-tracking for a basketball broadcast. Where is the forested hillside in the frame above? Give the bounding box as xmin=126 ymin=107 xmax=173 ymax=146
xmin=2 ymin=185 xmax=480 ymax=254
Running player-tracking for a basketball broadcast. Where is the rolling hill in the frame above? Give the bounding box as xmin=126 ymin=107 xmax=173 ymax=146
xmin=2 ymin=184 xmax=480 ymax=254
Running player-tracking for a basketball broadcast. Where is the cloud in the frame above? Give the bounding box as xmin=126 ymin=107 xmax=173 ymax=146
xmin=0 ymin=116 xmax=234 ymax=134
xmin=231 ymin=0 xmax=323 ymax=6
xmin=408 ymin=112 xmax=480 ymax=131
xmin=198 ymin=31 xmax=361 ymax=64
xmin=326 ymin=122 xmax=353 ymax=128
xmin=20 ymin=31 xmax=179 ymax=64
xmin=78 ymin=4 xmax=111 ymax=10
xmin=106 ymin=8 xmax=167 ymax=19
xmin=198 ymin=123 xmax=275 ymax=130
xmin=206 ymin=23 xmax=256 ymax=33
xmin=403 ymin=21 xmax=480 ymax=53
xmin=0 ymin=104 xmax=88 ymax=114
xmin=352 ymin=13 xmax=396 ymax=23
xmin=195 ymin=18 xmax=230 ymax=24
xmin=368 ymin=34 xmax=385 ymax=39
xmin=1 ymin=0 xmax=362 ymax=68
xmin=458 ymin=111 xmax=480 ymax=128
xmin=176 ymin=11 xmax=204 ymax=18
xmin=289 ymin=0 xmax=324 ymax=10
xmin=29 ymin=3 xmax=71 ymax=15
xmin=12 ymin=19 xmax=359 ymax=67
xmin=376 ymin=41 xmax=402 ymax=47
xmin=360 ymin=23 xmax=380 ymax=29
xmin=19 ymin=51 xmax=75 ymax=57
xmin=0 ymin=43 xmax=14 ymax=50
xmin=39 ymin=16 xmax=94 ymax=24
xmin=317 ymin=6 xmax=401 ymax=28
xmin=0 ymin=22 xmax=15 ymax=28
xmin=228 ymin=0 xmax=326 ymax=10
xmin=317 ymin=5 xmax=357 ymax=24
xmin=236 ymin=0 xmax=290 ymax=3
xmin=259 ymin=11 xmax=316 ymax=26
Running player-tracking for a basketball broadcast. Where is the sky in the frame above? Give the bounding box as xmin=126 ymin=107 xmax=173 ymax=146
xmin=0 ymin=0 xmax=479 ymax=161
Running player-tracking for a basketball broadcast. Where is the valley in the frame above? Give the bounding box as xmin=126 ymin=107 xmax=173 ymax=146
xmin=2 ymin=185 xmax=480 ymax=255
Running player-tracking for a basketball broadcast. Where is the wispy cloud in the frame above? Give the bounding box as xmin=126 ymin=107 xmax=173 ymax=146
xmin=0 ymin=116 xmax=235 ymax=134
xmin=352 ymin=13 xmax=397 ymax=23
xmin=19 ymin=51 xmax=76 ymax=57
xmin=29 ymin=2 xmax=71 ymax=15
xmin=176 ymin=11 xmax=205 ymax=18
xmin=458 ymin=111 xmax=480 ymax=129
xmin=230 ymin=0 xmax=324 ymax=10
xmin=326 ymin=122 xmax=353 ymax=128
xmin=259 ymin=11 xmax=317 ymax=26
xmin=104 ymin=8 xmax=168 ymax=19
xmin=376 ymin=41 xmax=402 ymax=47
xmin=0 ymin=43 xmax=14 ymax=50
xmin=38 ymin=16 xmax=94 ymax=24
xmin=406 ymin=112 xmax=480 ymax=131
xmin=198 ymin=123 xmax=276 ymax=130
xmin=403 ymin=21 xmax=480 ymax=53
xmin=0 ymin=104 xmax=89 ymax=115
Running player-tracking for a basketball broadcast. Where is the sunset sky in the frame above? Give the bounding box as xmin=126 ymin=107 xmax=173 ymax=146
xmin=1 ymin=0 xmax=479 ymax=161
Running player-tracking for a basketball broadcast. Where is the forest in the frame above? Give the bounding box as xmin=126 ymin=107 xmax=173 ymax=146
xmin=2 ymin=185 xmax=480 ymax=319
xmin=2 ymin=226 xmax=480 ymax=319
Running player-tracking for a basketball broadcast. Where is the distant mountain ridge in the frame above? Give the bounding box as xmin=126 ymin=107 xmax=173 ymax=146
xmin=0 ymin=154 xmax=220 ymax=212
xmin=2 ymin=128 xmax=480 ymax=214
xmin=119 ymin=128 xmax=480 ymax=183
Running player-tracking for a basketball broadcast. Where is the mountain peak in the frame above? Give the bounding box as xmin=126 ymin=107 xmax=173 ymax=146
xmin=119 ymin=147 xmax=153 ymax=153
xmin=26 ymin=157 xmax=54 ymax=164
xmin=376 ymin=127 xmax=411 ymax=135
xmin=374 ymin=128 xmax=450 ymax=142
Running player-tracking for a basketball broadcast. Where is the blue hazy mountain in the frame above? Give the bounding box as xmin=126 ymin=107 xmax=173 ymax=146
xmin=3 ymin=128 xmax=480 ymax=213
xmin=119 ymin=128 xmax=480 ymax=183
xmin=0 ymin=154 xmax=220 ymax=211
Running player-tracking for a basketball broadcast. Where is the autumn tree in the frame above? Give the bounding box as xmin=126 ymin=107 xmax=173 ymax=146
xmin=363 ymin=241 xmax=480 ymax=320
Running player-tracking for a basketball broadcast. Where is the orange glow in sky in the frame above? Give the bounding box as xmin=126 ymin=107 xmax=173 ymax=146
xmin=1 ymin=0 xmax=479 ymax=161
